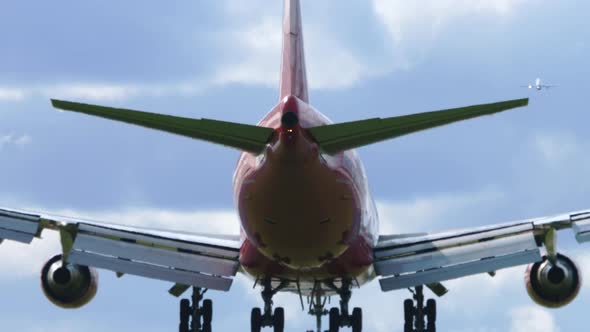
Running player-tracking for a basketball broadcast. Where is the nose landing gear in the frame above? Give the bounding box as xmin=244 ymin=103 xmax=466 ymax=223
xmin=251 ymin=278 xmax=289 ymax=332
xmin=403 ymin=286 xmax=437 ymax=332
xmin=179 ymin=287 xmax=213 ymax=332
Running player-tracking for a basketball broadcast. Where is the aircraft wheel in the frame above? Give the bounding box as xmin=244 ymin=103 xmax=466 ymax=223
xmin=251 ymin=308 xmax=262 ymax=332
xmin=352 ymin=307 xmax=363 ymax=332
xmin=202 ymin=322 xmax=212 ymax=332
xmin=180 ymin=299 xmax=191 ymax=322
xmin=403 ymin=299 xmax=414 ymax=323
xmin=273 ymin=307 xmax=285 ymax=332
xmin=403 ymin=299 xmax=414 ymax=332
xmin=427 ymin=322 xmax=436 ymax=332
xmin=426 ymin=299 xmax=436 ymax=323
xmin=329 ymin=308 xmax=340 ymax=332
xmin=202 ymin=299 xmax=213 ymax=324
xmin=179 ymin=298 xmax=191 ymax=332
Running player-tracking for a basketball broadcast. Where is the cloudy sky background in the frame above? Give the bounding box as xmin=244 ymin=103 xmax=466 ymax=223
xmin=1 ymin=0 xmax=589 ymax=331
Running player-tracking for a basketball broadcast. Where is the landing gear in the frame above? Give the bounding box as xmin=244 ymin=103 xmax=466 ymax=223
xmin=308 ymin=286 xmax=329 ymax=332
xmin=325 ymin=280 xmax=363 ymax=332
xmin=251 ymin=278 xmax=288 ymax=332
xmin=403 ymin=286 xmax=436 ymax=332
xmin=179 ymin=287 xmax=213 ymax=332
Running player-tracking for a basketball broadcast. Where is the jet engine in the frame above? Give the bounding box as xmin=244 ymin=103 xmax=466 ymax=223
xmin=525 ymin=253 xmax=581 ymax=308
xmin=40 ymin=254 xmax=98 ymax=309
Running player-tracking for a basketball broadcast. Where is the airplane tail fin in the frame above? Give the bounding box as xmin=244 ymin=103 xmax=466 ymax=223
xmin=279 ymin=0 xmax=309 ymax=103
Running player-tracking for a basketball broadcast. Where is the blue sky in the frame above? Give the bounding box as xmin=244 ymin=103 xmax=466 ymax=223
xmin=1 ymin=0 xmax=589 ymax=331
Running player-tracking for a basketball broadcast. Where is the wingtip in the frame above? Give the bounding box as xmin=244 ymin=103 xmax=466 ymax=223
xmin=50 ymin=99 xmax=63 ymax=109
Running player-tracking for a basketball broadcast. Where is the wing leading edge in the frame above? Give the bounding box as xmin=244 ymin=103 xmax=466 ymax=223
xmin=0 ymin=207 xmax=241 ymax=292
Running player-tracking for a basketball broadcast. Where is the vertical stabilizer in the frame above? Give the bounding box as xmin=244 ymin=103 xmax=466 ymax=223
xmin=279 ymin=0 xmax=309 ymax=103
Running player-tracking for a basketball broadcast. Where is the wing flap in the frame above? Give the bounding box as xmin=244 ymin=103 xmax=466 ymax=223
xmin=379 ymin=250 xmax=539 ymax=292
xmin=374 ymin=222 xmax=540 ymax=288
xmin=77 ymin=223 xmax=240 ymax=259
xmin=0 ymin=210 xmax=41 ymax=243
xmin=51 ymin=99 xmax=275 ymax=154
xmin=74 ymin=234 xmax=239 ymax=277
xmin=68 ymin=251 xmax=233 ymax=291
xmin=375 ymin=231 xmax=538 ymax=276
xmin=375 ymin=209 xmax=590 ymax=292
xmin=308 ymin=98 xmax=529 ymax=154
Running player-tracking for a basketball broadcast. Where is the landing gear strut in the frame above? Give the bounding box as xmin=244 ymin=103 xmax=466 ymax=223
xmin=179 ymin=287 xmax=213 ymax=332
xmin=326 ymin=280 xmax=362 ymax=332
xmin=251 ymin=278 xmax=288 ymax=332
xmin=308 ymin=285 xmax=328 ymax=332
xmin=403 ymin=286 xmax=436 ymax=332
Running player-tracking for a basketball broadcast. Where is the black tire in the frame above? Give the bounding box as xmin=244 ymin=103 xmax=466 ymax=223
xmin=202 ymin=322 xmax=212 ymax=332
xmin=329 ymin=308 xmax=340 ymax=332
xmin=352 ymin=307 xmax=362 ymax=332
xmin=427 ymin=321 xmax=436 ymax=332
xmin=403 ymin=299 xmax=414 ymax=324
xmin=202 ymin=299 xmax=213 ymax=324
xmin=180 ymin=299 xmax=191 ymax=323
xmin=251 ymin=308 xmax=262 ymax=332
xmin=426 ymin=299 xmax=436 ymax=323
xmin=404 ymin=323 xmax=413 ymax=332
xmin=179 ymin=322 xmax=189 ymax=332
xmin=273 ymin=307 xmax=285 ymax=332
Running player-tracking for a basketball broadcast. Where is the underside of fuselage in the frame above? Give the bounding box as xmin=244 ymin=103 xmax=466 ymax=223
xmin=234 ymin=96 xmax=378 ymax=294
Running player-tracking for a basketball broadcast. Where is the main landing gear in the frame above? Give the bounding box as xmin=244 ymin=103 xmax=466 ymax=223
xmin=403 ymin=286 xmax=437 ymax=332
xmin=251 ymin=278 xmax=289 ymax=332
xmin=325 ymin=280 xmax=362 ymax=332
xmin=179 ymin=287 xmax=213 ymax=332
xmin=306 ymin=280 xmax=362 ymax=332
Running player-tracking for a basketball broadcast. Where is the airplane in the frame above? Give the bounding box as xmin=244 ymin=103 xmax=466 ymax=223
xmin=522 ymin=77 xmax=558 ymax=90
xmin=0 ymin=1 xmax=588 ymax=332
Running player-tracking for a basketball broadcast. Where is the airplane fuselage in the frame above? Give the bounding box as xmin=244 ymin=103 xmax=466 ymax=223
xmin=234 ymin=96 xmax=379 ymax=287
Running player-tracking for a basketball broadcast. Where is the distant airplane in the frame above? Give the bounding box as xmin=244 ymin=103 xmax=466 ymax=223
xmin=1 ymin=1 xmax=589 ymax=332
xmin=522 ymin=77 xmax=557 ymax=90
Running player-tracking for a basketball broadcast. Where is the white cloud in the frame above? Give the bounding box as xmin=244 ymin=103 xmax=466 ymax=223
xmin=373 ymin=0 xmax=525 ymax=43
xmin=376 ymin=188 xmax=504 ymax=234
xmin=372 ymin=0 xmax=528 ymax=67
xmin=509 ymin=306 xmax=559 ymax=332
xmin=43 ymin=84 xmax=141 ymax=101
xmin=0 ymin=87 xmax=26 ymax=101
xmin=532 ymin=132 xmax=581 ymax=166
xmin=211 ymin=13 xmax=368 ymax=90
xmin=0 ymin=134 xmax=32 ymax=150
xmin=211 ymin=17 xmax=282 ymax=88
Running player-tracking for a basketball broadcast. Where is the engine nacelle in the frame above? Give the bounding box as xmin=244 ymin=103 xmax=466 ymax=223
xmin=525 ymin=253 xmax=581 ymax=308
xmin=40 ymin=254 xmax=98 ymax=309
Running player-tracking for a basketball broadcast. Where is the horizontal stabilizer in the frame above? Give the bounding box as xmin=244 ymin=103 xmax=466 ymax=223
xmin=308 ymin=98 xmax=529 ymax=154
xmin=51 ymin=99 xmax=275 ymax=154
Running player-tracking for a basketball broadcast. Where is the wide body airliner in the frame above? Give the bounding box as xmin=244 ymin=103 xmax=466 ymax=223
xmin=1 ymin=1 xmax=589 ymax=332
xmin=522 ymin=77 xmax=557 ymax=90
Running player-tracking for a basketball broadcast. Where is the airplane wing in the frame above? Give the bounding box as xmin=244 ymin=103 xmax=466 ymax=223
xmin=0 ymin=206 xmax=241 ymax=293
xmin=374 ymin=210 xmax=590 ymax=292
xmin=50 ymin=99 xmax=275 ymax=154
xmin=307 ymin=98 xmax=528 ymax=155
